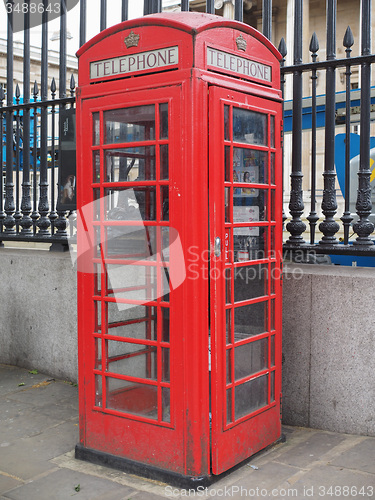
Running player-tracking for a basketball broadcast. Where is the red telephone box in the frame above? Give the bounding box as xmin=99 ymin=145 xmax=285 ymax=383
xmin=75 ymin=12 xmax=283 ymax=486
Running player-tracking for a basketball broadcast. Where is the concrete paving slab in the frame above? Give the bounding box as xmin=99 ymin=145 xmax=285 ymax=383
xmin=1 ymin=365 xmax=375 ymax=499
xmin=7 ymin=380 xmax=78 ymax=407
xmin=0 ymin=365 xmax=50 ymax=397
xmin=0 ymin=475 xmax=23 ymax=496
xmin=329 ymin=437 xmax=375 ymax=475
xmin=0 ymin=420 xmax=78 ymax=481
xmin=274 ymin=429 xmax=347 ymax=468
xmin=286 ymin=464 xmax=375 ymax=499
xmin=35 ymin=399 xmax=78 ymax=422
xmin=0 ymin=441 xmax=58 ymax=481
xmin=1 ymin=468 xmax=137 ymax=500
xmin=223 ymin=460 xmax=302 ymax=491
xmin=1 ymin=409 xmax=65 ymax=441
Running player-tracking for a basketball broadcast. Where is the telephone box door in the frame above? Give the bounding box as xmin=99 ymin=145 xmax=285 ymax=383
xmin=209 ymin=86 xmax=283 ymax=475
xmin=77 ymin=85 xmax=188 ymax=473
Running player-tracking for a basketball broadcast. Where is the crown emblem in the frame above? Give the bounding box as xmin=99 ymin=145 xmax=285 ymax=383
xmin=236 ymin=34 xmax=247 ymax=51
xmin=125 ymin=31 xmax=140 ymax=49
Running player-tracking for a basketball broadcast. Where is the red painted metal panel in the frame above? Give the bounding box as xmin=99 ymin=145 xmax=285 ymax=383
xmin=209 ymin=86 xmax=283 ymax=475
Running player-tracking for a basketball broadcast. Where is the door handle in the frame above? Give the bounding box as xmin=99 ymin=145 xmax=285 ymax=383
xmin=214 ymin=237 xmax=221 ymax=257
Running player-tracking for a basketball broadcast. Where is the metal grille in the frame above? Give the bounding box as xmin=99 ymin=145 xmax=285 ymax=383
xmin=1 ymin=0 xmax=375 ymax=255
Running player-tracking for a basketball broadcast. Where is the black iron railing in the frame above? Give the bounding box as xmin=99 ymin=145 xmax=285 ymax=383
xmin=282 ymin=0 xmax=375 ymax=257
xmin=1 ymin=0 xmax=375 ymax=255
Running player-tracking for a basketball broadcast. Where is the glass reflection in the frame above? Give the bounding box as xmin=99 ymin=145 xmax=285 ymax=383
xmin=233 ymin=108 xmax=267 ymax=145
xmin=104 ymin=105 xmax=155 ymax=144
xmin=234 ymin=301 xmax=268 ymax=340
xmin=105 ymin=147 xmax=156 ymax=182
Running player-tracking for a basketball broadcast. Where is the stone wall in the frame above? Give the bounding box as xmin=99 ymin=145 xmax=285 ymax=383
xmin=283 ymin=263 xmax=375 ymax=437
xmin=0 ymin=249 xmax=374 ymax=436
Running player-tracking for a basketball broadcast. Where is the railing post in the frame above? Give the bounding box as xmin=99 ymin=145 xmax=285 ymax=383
xmin=340 ymin=26 xmax=354 ymax=245
xmin=319 ymin=0 xmax=340 ymax=245
xmin=306 ymin=32 xmax=319 ymax=244
xmin=235 ymin=0 xmax=243 ymax=22
xmin=121 ymin=0 xmax=128 ymax=22
xmin=278 ymin=37 xmax=287 ymax=227
xmin=49 ymin=78 xmax=58 ymax=234
xmin=14 ymin=84 xmax=22 ymax=230
xmin=353 ymin=0 xmax=374 ymax=245
xmin=262 ymin=0 xmax=271 ymax=40
xmin=80 ymin=0 xmax=86 ymax=46
xmin=286 ymin=0 xmax=306 ymax=244
xmin=0 ymin=86 xmax=5 ymax=240
xmin=4 ymin=1 xmax=16 ymax=234
xmin=20 ymin=5 xmax=33 ymax=235
xmin=54 ymin=0 xmax=69 ymax=242
xmin=206 ymin=0 xmax=215 ymax=14
xmin=100 ymin=0 xmax=107 ymax=31
xmin=37 ymin=0 xmax=51 ymax=236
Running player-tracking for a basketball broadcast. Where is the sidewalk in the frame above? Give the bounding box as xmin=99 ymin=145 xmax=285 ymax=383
xmin=0 ymin=364 xmax=374 ymax=500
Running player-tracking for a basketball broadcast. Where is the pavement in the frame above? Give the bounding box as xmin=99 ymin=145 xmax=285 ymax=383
xmin=0 ymin=364 xmax=374 ymax=500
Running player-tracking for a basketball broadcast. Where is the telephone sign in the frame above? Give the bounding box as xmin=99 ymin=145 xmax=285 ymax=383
xmin=75 ymin=12 xmax=283 ymax=487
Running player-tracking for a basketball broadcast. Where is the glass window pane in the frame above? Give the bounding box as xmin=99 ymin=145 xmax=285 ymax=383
xmin=234 ymin=338 xmax=268 ymax=381
xmin=234 ymin=301 xmax=268 ymax=341
xmin=233 ymin=148 xmax=268 ymax=185
xmin=224 ymin=105 xmax=230 ymax=141
xmin=105 ymin=147 xmax=155 ymax=182
xmin=93 ymin=112 xmax=100 ymax=145
xmin=271 ymin=299 xmax=275 ymax=331
xmin=94 ymin=263 xmax=101 ymax=294
xmin=225 ymin=268 xmax=231 ymax=304
xmin=95 ymin=375 xmax=102 ymax=407
xmin=106 ymin=264 xmax=157 ymax=302
xmin=233 ymin=108 xmax=267 ymax=145
xmin=104 ymin=105 xmax=155 ymax=144
xmin=162 ymin=387 xmax=170 ymax=423
xmin=93 ymin=188 xmax=101 ymax=220
xmin=233 ymin=264 xmax=268 ymax=303
xmin=271 ymin=189 xmax=276 ymax=222
xmin=225 ymin=146 xmax=230 ymax=182
xmin=93 ymin=151 xmax=100 ymax=183
xmin=235 ymin=374 xmax=268 ymax=419
xmin=225 ymin=187 xmax=231 ymax=222
xmin=104 ymin=187 xmax=156 ymax=221
xmin=233 ymin=189 xmax=267 ymax=223
xmin=107 ymin=304 xmax=157 ymax=340
xmin=226 ymin=309 xmax=232 ymax=344
xmin=159 ymin=103 xmax=168 ymax=140
xmin=95 ymin=301 xmax=101 ymax=332
xmin=271 ymin=152 xmax=275 ymax=185
xmin=270 ymin=115 xmax=275 ymax=148
xmin=95 ymin=337 xmax=102 ymax=369
xmin=162 ymin=347 xmax=170 ymax=382
xmin=161 ymin=186 xmax=169 ymax=221
xmin=94 ymin=225 xmax=101 ymax=258
xmin=226 ymin=348 xmax=232 ymax=384
xmin=270 ymin=370 xmax=275 ymax=402
xmin=161 ymin=227 xmax=170 ymax=262
xmin=271 ymin=335 xmax=275 ymax=367
xmin=160 ymin=144 xmax=169 ymax=180
xmin=105 ymin=226 xmax=157 ymax=261
xmin=233 ymin=227 xmax=268 ymax=262
xmin=227 ymin=388 xmax=233 ymax=424
xmin=106 ymin=340 xmax=157 ymax=380
xmin=161 ymin=307 xmax=170 ymax=342
xmin=106 ymin=378 xmax=158 ymax=418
